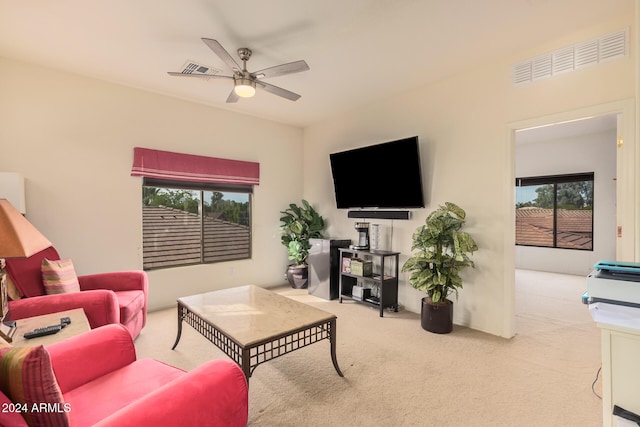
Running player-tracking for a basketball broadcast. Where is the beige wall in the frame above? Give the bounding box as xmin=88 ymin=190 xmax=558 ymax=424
xmin=0 ymin=11 xmax=636 ymax=338
xmin=0 ymin=57 xmax=303 ymax=310
xmin=303 ymin=16 xmax=636 ymax=337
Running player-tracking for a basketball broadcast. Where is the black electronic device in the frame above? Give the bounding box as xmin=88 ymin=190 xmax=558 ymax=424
xmin=24 ymin=324 xmax=63 ymax=339
xmin=353 ymin=222 xmax=370 ymax=250
xmin=329 ymin=136 xmax=425 ymax=209
xmin=60 ymin=317 xmax=71 ymax=327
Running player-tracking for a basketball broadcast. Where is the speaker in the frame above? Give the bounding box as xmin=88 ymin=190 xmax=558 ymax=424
xmin=347 ymin=210 xmax=410 ymax=220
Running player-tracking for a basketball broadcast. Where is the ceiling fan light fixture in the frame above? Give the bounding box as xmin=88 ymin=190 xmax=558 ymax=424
xmin=234 ymin=78 xmax=256 ymax=98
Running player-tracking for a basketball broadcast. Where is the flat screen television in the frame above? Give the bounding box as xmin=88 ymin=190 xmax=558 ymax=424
xmin=329 ymin=136 xmax=425 ymax=209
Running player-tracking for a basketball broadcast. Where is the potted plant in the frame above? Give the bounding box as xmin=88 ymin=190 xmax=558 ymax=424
xmin=401 ymin=202 xmax=478 ymax=333
xmin=280 ymin=200 xmax=325 ymax=288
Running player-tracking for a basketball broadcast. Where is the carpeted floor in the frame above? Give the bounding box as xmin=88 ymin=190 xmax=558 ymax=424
xmin=134 ymin=269 xmax=602 ymax=426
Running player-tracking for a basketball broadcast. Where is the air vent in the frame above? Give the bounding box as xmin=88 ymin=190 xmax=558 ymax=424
xmin=179 ymin=61 xmax=223 ymax=79
xmin=552 ymin=47 xmax=575 ymax=75
xmin=531 ymin=55 xmax=552 ymax=81
xmin=512 ymin=28 xmax=628 ymax=87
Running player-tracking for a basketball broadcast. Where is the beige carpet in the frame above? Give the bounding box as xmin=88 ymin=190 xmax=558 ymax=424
xmin=134 ymin=269 xmax=602 ymax=426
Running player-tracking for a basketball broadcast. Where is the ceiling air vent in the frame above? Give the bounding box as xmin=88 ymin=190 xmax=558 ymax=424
xmin=512 ymin=28 xmax=627 ymax=87
xmin=178 ymin=61 xmax=223 ymax=79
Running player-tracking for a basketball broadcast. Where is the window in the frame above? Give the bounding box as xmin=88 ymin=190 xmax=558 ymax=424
xmin=131 ymin=147 xmax=259 ymax=270
xmin=142 ymin=179 xmax=252 ymax=270
xmin=515 ymin=172 xmax=594 ymax=250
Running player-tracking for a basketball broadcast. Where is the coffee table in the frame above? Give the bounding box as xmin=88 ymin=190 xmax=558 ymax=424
xmin=172 ymin=285 xmax=343 ymax=383
xmin=10 ymin=308 xmax=90 ymax=347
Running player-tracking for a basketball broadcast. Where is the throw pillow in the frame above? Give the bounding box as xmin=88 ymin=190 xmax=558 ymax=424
xmin=41 ymin=258 xmax=80 ymax=295
xmin=0 ymin=344 xmax=69 ymax=427
xmin=5 ymin=275 xmax=22 ymax=301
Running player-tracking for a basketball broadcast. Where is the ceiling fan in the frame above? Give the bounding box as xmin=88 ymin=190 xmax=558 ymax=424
xmin=168 ymin=38 xmax=309 ymax=103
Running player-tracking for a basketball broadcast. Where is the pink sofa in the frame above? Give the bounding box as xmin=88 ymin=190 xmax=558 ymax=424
xmin=0 ymin=324 xmax=248 ymax=426
xmin=5 ymin=246 xmax=148 ymax=338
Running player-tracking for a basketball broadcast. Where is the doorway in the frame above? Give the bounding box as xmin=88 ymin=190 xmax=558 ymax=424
xmin=515 ymin=114 xmax=617 ymax=275
xmin=504 ymin=99 xmax=636 ymax=337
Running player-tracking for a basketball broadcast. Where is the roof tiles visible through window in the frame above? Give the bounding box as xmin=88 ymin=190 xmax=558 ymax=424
xmin=515 ymin=208 xmax=592 ymax=249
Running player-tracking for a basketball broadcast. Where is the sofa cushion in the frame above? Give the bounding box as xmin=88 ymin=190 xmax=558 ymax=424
xmin=0 ymin=344 xmax=68 ymax=427
xmin=64 ymin=358 xmax=184 ymax=427
xmin=42 ymin=258 xmax=80 ymax=295
xmin=5 ymin=246 xmax=61 ymax=298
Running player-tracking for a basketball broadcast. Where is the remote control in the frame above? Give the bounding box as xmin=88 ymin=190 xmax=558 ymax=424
xmin=23 ymin=324 xmax=63 ymax=339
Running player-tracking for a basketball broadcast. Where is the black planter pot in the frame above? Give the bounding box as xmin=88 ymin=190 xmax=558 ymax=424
xmin=421 ymin=297 xmax=453 ymax=334
xmin=286 ymin=265 xmax=309 ymax=289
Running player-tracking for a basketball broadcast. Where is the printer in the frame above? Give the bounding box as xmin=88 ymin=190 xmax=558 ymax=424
xmin=584 ymin=260 xmax=640 ymax=308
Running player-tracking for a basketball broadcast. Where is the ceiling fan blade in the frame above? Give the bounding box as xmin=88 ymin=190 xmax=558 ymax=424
xmin=255 ymin=80 xmax=301 ymax=101
xmin=253 ymin=60 xmax=309 ymax=79
xmin=201 ymin=38 xmax=241 ymax=73
xmin=167 ymin=72 xmax=233 ymax=80
xmin=226 ymin=89 xmax=239 ymax=103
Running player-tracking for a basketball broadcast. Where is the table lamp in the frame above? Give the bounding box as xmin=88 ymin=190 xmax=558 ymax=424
xmin=0 ymin=198 xmax=52 ymax=342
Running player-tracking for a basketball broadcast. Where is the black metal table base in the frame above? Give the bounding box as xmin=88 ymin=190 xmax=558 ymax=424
xmin=172 ymin=302 xmax=343 ymax=383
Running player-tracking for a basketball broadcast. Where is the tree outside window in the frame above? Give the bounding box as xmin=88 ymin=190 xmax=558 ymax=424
xmin=142 ymin=185 xmax=251 ymax=270
xmin=515 ymin=173 xmax=593 ymax=250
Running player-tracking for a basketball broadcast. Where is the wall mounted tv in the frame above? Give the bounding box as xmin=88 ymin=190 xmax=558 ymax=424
xmin=329 ymin=136 xmax=425 ymax=209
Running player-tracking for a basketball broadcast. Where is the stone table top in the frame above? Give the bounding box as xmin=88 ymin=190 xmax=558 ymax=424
xmin=178 ymin=285 xmax=336 ymax=347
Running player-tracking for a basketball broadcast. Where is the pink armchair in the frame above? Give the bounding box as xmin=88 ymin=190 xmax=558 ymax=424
xmin=0 ymin=324 xmax=249 ymax=426
xmin=5 ymin=246 xmax=148 ymax=338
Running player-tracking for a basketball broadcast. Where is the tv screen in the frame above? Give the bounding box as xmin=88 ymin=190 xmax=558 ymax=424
xmin=329 ymin=136 xmax=425 ymax=209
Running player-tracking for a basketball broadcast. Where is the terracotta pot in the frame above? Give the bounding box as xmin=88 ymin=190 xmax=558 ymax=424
xmin=286 ymin=265 xmax=308 ymax=289
xmin=421 ymin=297 xmax=453 ymax=334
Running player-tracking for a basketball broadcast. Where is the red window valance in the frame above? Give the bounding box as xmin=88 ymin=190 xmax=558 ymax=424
xmin=131 ymin=147 xmax=260 ymax=186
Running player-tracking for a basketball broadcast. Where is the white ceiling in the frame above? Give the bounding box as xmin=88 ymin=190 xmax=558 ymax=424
xmin=0 ymin=0 xmax=633 ymax=127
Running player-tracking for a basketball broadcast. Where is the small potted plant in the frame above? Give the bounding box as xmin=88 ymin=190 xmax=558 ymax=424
xmin=401 ymin=202 xmax=478 ymax=333
xmin=280 ymin=200 xmax=325 ymax=288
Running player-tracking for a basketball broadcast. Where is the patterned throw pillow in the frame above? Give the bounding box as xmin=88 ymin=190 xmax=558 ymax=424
xmin=5 ymin=275 xmax=22 ymax=300
xmin=0 ymin=344 xmax=69 ymax=426
xmin=41 ymin=258 xmax=80 ymax=295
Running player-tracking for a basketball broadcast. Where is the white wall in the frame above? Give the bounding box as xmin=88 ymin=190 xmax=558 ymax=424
xmin=0 ymin=11 xmax=635 ymax=338
xmin=303 ymin=16 xmax=635 ymax=337
xmin=0 ymin=57 xmax=303 ymax=310
xmin=515 ymin=129 xmax=617 ymax=275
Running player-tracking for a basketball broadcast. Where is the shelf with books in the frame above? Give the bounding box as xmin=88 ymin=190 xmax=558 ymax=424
xmin=338 ymin=248 xmax=399 ymax=317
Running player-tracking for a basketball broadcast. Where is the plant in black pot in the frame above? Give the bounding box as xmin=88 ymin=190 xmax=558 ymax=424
xmin=280 ymin=200 xmax=325 ymax=289
xmin=401 ymin=202 xmax=478 ymax=334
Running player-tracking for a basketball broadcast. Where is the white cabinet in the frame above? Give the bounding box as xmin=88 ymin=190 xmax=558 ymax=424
xmin=591 ymin=303 xmax=640 ymax=426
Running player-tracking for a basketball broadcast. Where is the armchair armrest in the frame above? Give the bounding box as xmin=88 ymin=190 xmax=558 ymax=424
xmin=93 ymin=359 xmax=248 ymax=427
xmin=47 ymin=324 xmax=136 ymax=393
xmin=79 ymin=271 xmax=148 ymax=294
xmin=8 ymin=290 xmax=120 ymax=329
xmin=0 ymin=392 xmax=28 ymax=427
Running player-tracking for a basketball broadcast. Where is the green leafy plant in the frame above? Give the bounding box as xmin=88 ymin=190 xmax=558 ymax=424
xmin=402 ymin=202 xmax=478 ymax=303
xmin=280 ymin=200 xmax=325 ymax=266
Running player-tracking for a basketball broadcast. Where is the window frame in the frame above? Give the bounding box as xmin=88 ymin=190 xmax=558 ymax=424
xmin=142 ymin=177 xmax=253 ymax=270
xmin=515 ymin=172 xmax=594 ymax=251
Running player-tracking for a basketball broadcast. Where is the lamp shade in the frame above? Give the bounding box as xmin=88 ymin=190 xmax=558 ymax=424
xmin=0 ymin=199 xmax=51 ymax=258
